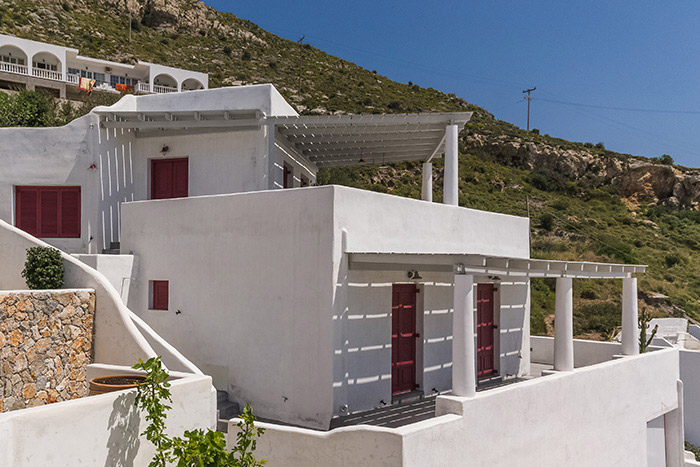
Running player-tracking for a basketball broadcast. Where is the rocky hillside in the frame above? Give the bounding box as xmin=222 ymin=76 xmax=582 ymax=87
xmin=2 ymin=0 xmax=700 ymax=337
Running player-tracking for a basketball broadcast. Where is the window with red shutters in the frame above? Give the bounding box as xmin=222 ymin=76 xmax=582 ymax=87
xmin=15 ymin=186 xmax=80 ymax=238
xmin=151 ymin=281 xmax=169 ymax=310
xmin=151 ymin=158 xmax=188 ymax=199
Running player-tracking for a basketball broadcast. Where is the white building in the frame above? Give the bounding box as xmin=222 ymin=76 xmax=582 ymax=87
xmin=1 ymin=83 xmax=699 ymax=466
xmin=0 ymin=33 xmax=208 ymax=98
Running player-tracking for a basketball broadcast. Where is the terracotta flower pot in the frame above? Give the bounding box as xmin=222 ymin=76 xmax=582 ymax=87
xmin=89 ymin=374 xmax=147 ymax=396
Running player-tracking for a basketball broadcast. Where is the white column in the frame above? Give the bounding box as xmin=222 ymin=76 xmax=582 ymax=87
xmin=421 ymin=162 xmax=433 ymax=202
xmin=554 ymin=277 xmax=574 ymax=371
xmin=443 ymin=124 xmax=459 ymax=206
xmin=452 ymin=273 xmax=476 ymax=397
xmin=621 ymin=277 xmax=639 ymax=356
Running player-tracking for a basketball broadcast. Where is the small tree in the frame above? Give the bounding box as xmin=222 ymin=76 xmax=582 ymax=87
xmin=639 ymin=308 xmax=658 ymax=353
xmin=22 ymin=246 xmax=65 ymax=289
xmin=133 ymin=357 xmax=265 ymax=467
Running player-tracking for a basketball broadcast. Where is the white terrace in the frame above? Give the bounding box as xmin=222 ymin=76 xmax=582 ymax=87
xmin=0 ymin=33 xmax=208 ymax=98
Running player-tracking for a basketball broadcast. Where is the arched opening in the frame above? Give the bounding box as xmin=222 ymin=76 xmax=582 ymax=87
xmin=152 ymin=73 xmax=178 ymax=93
xmin=0 ymin=45 xmax=28 ymax=74
xmin=181 ymin=78 xmax=204 ymax=91
xmin=31 ymin=51 xmax=62 ymax=80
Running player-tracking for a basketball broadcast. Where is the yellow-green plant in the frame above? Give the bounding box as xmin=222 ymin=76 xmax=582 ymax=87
xmin=133 ymin=357 xmax=265 ymax=467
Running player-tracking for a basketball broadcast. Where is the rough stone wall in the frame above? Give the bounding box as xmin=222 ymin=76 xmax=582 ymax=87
xmin=0 ymin=289 xmax=95 ymax=412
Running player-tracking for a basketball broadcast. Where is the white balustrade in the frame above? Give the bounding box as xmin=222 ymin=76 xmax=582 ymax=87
xmin=152 ymin=84 xmax=177 ymax=94
xmin=0 ymin=62 xmax=29 ymax=75
xmin=32 ymin=68 xmax=62 ymax=81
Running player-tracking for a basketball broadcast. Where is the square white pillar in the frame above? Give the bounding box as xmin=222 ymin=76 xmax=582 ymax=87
xmin=554 ymin=277 xmax=574 ymax=371
xmin=452 ymin=272 xmax=476 ymax=397
xmin=621 ymin=277 xmax=639 ymax=356
xmin=422 ymin=162 xmax=433 ymax=202
xmin=443 ymin=124 xmax=459 ymax=206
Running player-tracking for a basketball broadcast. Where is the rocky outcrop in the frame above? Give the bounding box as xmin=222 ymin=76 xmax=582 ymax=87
xmin=467 ymin=133 xmax=700 ymax=209
xmin=0 ymin=289 xmax=95 ymax=412
xmin=621 ymin=163 xmax=700 ymax=208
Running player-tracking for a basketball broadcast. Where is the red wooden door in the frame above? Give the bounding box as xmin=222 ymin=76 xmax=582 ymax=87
xmin=151 ymin=158 xmax=188 ymax=199
xmin=477 ymin=283 xmax=496 ymax=377
xmin=392 ymin=284 xmax=418 ymax=394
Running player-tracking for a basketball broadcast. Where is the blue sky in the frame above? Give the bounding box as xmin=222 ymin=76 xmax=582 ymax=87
xmin=207 ymin=1 xmax=700 ymax=166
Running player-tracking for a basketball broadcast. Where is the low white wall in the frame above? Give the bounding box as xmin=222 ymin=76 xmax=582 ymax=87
xmin=0 ymin=371 xmax=214 ymax=466
xmin=230 ymin=418 xmax=406 ymax=467
xmin=680 ymin=350 xmax=700 ymax=445
xmin=531 ymin=335 xmax=622 ymax=367
xmin=250 ymin=349 xmax=682 ymax=467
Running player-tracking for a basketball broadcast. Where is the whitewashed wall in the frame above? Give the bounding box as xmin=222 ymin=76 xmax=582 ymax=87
xmin=335 ymin=272 xmax=529 ymax=416
xmin=120 ymin=186 xmax=530 ymax=429
xmin=251 ymin=348 xmax=682 ymax=467
xmin=331 ymin=187 xmax=530 ymax=417
xmin=0 ymin=371 xmax=214 ymax=466
xmin=0 ymin=84 xmax=300 ymax=253
xmin=120 ymin=187 xmax=337 ymax=430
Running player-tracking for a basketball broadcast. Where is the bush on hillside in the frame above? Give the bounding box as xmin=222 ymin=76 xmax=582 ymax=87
xmin=22 ymin=246 xmax=65 ymax=289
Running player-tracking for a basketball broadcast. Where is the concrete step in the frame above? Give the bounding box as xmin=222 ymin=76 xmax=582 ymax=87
xmin=101 ymin=242 xmax=121 ymax=254
xmin=218 ymin=400 xmax=240 ymax=420
xmin=216 ymin=390 xmax=240 ymax=433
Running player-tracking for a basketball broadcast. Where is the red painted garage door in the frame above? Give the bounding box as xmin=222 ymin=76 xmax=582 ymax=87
xmin=392 ymin=284 xmax=418 ymax=394
xmin=151 ymin=158 xmax=188 ymax=199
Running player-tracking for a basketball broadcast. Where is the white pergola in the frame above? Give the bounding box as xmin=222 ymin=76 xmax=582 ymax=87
xmin=271 ymin=113 xmax=471 ymax=204
xmin=349 ymin=251 xmax=646 ymax=398
xmin=96 ymin=109 xmax=473 ymax=204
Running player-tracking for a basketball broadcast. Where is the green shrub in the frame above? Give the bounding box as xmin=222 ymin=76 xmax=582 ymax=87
xmin=22 ymin=246 xmax=65 ymax=289
xmin=538 ymin=213 xmax=555 ymax=231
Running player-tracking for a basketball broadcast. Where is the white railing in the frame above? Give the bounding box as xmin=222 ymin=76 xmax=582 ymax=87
xmin=137 ymin=82 xmax=152 ymax=93
xmin=66 ymin=74 xmax=78 ymax=84
xmin=152 ymin=84 xmax=177 ymax=94
xmin=32 ymin=68 xmax=62 ymax=81
xmin=0 ymin=62 xmax=28 ymax=75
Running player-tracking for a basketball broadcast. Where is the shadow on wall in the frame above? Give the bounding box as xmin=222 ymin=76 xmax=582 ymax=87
xmin=105 ymin=391 xmax=141 ymax=467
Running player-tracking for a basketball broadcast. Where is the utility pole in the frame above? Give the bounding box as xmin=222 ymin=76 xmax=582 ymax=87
xmin=522 ymin=87 xmax=536 ymax=131
xmin=297 ymin=35 xmax=305 ymax=92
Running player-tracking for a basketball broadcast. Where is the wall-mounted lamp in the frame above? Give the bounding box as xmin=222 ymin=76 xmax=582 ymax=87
xmin=87 ymin=163 xmax=98 ymax=170
xmin=407 ymin=270 xmax=422 ymax=280
xmin=161 ymin=145 xmax=169 ymax=154
xmin=454 ymin=263 xmax=466 ymax=275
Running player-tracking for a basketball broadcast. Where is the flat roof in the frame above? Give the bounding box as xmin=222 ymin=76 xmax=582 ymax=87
xmin=348 ymin=252 xmax=646 ymax=279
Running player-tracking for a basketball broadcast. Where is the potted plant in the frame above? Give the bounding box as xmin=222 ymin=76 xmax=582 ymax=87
xmin=89 ymin=374 xmax=147 ymax=396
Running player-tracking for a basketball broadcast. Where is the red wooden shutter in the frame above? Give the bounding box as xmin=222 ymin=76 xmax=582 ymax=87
xmin=16 ymin=187 xmax=39 ymax=236
xmin=152 ymin=281 xmax=169 ymax=310
xmin=152 ymin=160 xmax=173 ymax=199
xmin=151 ymin=158 xmax=188 ymax=199
xmin=60 ymin=187 xmax=81 ymax=238
xmin=173 ymin=159 xmax=188 ymax=198
xmin=39 ymin=188 xmax=60 ymax=238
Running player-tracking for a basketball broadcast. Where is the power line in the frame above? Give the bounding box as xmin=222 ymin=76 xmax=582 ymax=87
xmin=538 ymin=95 xmax=700 ymax=157
xmin=537 ymin=97 xmax=700 ymax=115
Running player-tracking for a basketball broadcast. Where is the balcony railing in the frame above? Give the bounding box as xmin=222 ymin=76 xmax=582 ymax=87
xmin=66 ymin=74 xmax=78 ymax=84
xmin=0 ymin=62 xmax=28 ymax=75
xmin=152 ymin=84 xmax=177 ymax=94
xmin=32 ymin=68 xmax=62 ymax=81
xmin=136 ymin=82 xmax=151 ymax=93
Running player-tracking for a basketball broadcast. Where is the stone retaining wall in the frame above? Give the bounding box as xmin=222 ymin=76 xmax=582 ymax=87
xmin=0 ymin=289 xmax=95 ymax=412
